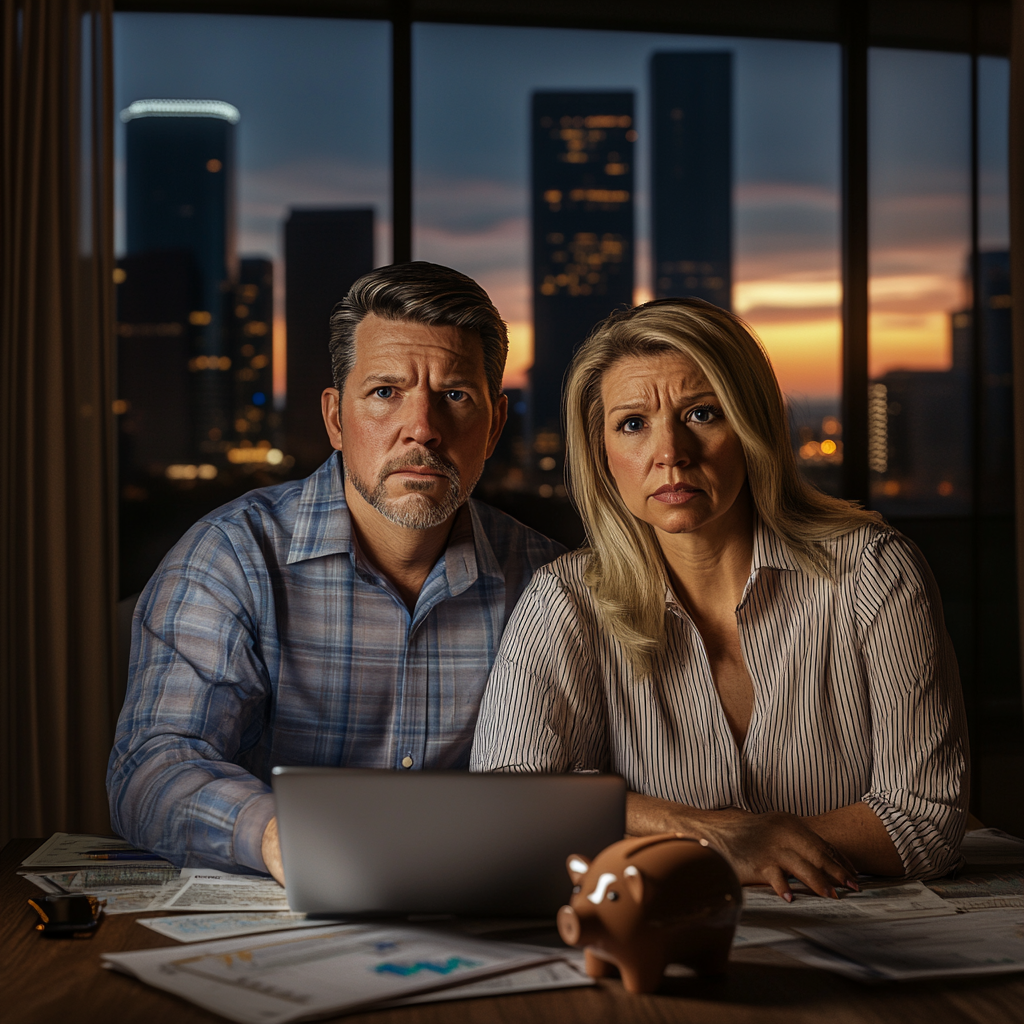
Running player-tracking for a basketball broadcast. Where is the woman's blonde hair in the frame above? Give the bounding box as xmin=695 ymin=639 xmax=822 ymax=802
xmin=564 ymin=297 xmax=880 ymax=666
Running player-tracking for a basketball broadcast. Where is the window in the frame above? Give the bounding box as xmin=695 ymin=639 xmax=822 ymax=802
xmin=413 ymin=24 xmax=842 ymax=533
xmin=113 ymin=12 xmax=390 ymax=594
xmin=112 ymin=3 xmax=1019 ymax=826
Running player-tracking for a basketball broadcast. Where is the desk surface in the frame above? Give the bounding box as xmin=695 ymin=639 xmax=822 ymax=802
xmin=4 ymin=839 xmax=1024 ymax=1024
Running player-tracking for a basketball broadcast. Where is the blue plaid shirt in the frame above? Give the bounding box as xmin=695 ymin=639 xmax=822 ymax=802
xmin=107 ymin=454 xmax=564 ymax=873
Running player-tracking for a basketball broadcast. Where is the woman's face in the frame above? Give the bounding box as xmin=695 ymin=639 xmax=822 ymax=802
xmin=601 ymin=350 xmax=748 ymax=539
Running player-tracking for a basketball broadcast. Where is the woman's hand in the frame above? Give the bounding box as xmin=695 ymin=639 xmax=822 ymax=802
xmin=627 ymin=792 xmax=858 ymax=901
xmin=699 ymin=808 xmax=859 ymax=900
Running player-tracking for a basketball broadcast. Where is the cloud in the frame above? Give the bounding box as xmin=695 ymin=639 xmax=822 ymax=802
xmin=415 ymin=175 xmax=526 ymax=233
xmin=238 ymin=158 xmax=392 ymax=263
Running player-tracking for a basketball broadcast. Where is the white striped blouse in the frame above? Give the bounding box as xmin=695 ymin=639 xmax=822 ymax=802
xmin=470 ymin=518 xmax=969 ymax=879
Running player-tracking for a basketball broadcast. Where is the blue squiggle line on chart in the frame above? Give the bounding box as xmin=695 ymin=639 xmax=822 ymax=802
xmin=374 ymin=957 xmax=482 ymax=977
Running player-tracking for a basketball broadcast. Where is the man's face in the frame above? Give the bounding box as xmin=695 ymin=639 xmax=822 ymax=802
xmin=322 ymin=314 xmax=507 ymax=530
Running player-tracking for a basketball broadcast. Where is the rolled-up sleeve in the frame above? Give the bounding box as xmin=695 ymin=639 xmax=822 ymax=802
xmin=471 ymin=568 xmax=609 ymax=774
xmin=107 ymin=522 xmax=275 ymax=873
xmin=855 ymin=532 xmax=969 ymax=879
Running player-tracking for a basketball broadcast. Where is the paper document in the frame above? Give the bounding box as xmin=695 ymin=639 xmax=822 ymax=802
xmin=20 ymin=832 xmax=172 ymax=869
xmin=927 ymin=871 xmax=1024 ymax=902
xmin=741 ymin=879 xmax=955 ymax=922
xmin=379 ymin=959 xmax=593 ymax=1006
xmin=138 ymin=912 xmax=344 ymax=943
xmin=23 ymin=865 xmax=286 ymax=914
xmin=102 ymin=924 xmax=557 ymax=1024
xmin=146 ymin=869 xmax=289 ymax=911
xmin=793 ymin=909 xmax=1024 ymax=980
xmin=776 ymin=938 xmax=884 ymax=981
xmin=961 ymin=828 xmax=1024 ymax=867
xmin=25 ymin=865 xmax=180 ymax=890
xmin=946 ymin=896 xmax=1024 ymax=913
xmin=732 ymin=923 xmax=797 ymax=947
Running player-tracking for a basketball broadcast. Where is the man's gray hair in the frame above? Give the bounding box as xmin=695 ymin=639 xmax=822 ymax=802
xmin=328 ymin=262 xmax=508 ymax=401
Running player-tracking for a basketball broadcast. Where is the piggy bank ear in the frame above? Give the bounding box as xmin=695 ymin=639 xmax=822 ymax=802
xmin=623 ymin=863 xmax=644 ymax=903
xmin=566 ymin=854 xmax=590 ymax=883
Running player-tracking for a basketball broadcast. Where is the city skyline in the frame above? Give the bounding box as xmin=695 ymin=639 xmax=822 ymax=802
xmin=114 ymin=14 xmax=1010 ymax=410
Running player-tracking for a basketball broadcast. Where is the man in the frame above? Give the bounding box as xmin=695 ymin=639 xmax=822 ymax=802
xmin=107 ymin=262 xmax=564 ymax=882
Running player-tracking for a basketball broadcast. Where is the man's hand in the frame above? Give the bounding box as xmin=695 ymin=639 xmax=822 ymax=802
xmin=627 ymin=792 xmax=860 ymax=901
xmin=261 ymin=816 xmax=286 ymax=886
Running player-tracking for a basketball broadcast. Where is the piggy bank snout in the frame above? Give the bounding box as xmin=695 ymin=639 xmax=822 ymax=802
xmin=557 ymin=904 xmax=581 ymax=946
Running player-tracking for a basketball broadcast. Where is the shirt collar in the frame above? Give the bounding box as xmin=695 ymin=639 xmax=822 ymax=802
xmin=750 ymin=512 xmax=802 ymax=573
xmin=663 ymin=510 xmax=801 ymax=610
xmin=286 ymin=454 xmax=506 ymax=594
xmin=286 ymin=453 xmax=353 ymax=565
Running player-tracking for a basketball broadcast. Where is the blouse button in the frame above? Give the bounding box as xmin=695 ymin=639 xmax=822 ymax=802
xmin=401 ymin=756 xmax=414 ymax=769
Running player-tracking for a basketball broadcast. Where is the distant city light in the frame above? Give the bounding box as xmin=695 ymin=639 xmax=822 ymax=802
xmin=820 ymin=439 xmax=837 ymax=455
xmin=119 ymin=99 xmax=240 ymax=124
xmin=227 ymin=446 xmax=284 ymax=465
xmin=252 ymin=392 xmax=266 ymax=406
xmin=188 ymin=355 xmax=231 ymax=371
xmin=165 ymin=463 xmax=218 ymax=481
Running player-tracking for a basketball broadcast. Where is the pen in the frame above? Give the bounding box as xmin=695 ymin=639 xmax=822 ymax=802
xmin=83 ymin=849 xmax=148 ymax=855
xmin=81 ymin=853 xmax=166 ymax=861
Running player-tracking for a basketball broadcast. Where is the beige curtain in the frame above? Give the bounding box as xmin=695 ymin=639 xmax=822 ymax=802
xmin=1014 ymin=0 xmax=1024 ymax=716
xmin=0 ymin=0 xmax=117 ymax=847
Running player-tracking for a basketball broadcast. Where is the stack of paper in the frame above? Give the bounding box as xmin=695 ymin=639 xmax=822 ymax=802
xmin=102 ymin=923 xmax=591 ymax=1023
xmin=742 ymin=878 xmax=956 ymax=922
xmin=786 ymin=909 xmax=1024 ymax=981
xmin=960 ymin=828 xmax=1024 ymax=868
xmin=24 ymin=863 xmax=291 ymax=914
xmin=20 ymin=832 xmax=173 ymax=869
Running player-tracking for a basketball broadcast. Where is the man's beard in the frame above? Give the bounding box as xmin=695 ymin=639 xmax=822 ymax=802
xmin=346 ymin=448 xmax=477 ymax=529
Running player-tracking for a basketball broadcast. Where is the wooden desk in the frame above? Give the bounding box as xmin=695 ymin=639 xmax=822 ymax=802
xmin=4 ymin=839 xmax=1023 ymax=1024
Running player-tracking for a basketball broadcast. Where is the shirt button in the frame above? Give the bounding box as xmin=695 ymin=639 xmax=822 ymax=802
xmin=401 ymin=756 xmax=414 ymax=769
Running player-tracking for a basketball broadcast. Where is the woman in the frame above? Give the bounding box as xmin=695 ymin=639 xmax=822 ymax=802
xmin=471 ymin=298 xmax=968 ymax=899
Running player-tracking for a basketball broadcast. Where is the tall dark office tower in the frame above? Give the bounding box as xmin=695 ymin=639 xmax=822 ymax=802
xmin=531 ymin=91 xmax=635 ymax=454
xmin=232 ymin=258 xmax=275 ymax=448
xmin=115 ymin=250 xmax=200 ymax=472
xmin=123 ymin=98 xmax=239 ymax=458
xmin=284 ymin=208 xmax=374 ymax=473
xmin=651 ymin=52 xmax=732 ymax=309
xmin=871 ymin=250 xmax=1011 ymax=516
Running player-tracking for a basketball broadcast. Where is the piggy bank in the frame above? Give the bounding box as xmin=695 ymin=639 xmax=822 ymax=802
xmin=556 ymin=832 xmax=741 ymax=994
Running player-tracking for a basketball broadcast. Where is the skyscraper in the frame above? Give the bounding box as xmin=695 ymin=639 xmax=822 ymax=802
xmin=122 ymin=98 xmax=240 ymax=457
xmin=232 ymin=257 xmax=275 ymax=449
xmin=871 ymin=250 xmax=1011 ymax=515
xmin=284 ymin=208 xmax=374 ymax=472
xmin=651 ymin=52 xmax=732 ymax=309
xmin=531 ymin=91 xmax=635 ymax=456
xmin=115 ymin=249 xmax=199 ymax=472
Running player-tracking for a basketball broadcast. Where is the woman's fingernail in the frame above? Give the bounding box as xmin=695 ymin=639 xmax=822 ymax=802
xmin=783 ymin=892 xmax=793 ymax=903
xmin=845 ymin=879 xmax=860 ymax=891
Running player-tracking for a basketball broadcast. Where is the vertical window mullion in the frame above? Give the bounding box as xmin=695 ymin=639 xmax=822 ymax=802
xmin=841 ymin=3 xmax=869 ymax=505
xmin=392 ymin=1 xmax=413 ymax=264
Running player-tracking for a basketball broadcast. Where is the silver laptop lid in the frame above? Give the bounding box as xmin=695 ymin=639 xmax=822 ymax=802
xmin=272 ymin=768 xmax=625 ymax=917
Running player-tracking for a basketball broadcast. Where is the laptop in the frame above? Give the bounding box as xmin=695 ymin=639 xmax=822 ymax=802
xmin=272 ymin=767 xmax=626 ymax=917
